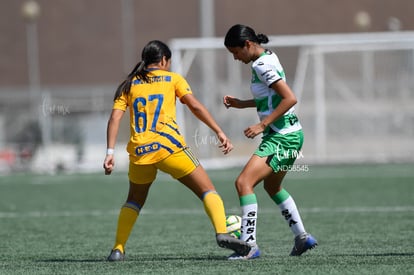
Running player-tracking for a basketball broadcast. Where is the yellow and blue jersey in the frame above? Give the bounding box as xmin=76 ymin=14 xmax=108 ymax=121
xmin=113 ymin=69 xmax=192 ymax=164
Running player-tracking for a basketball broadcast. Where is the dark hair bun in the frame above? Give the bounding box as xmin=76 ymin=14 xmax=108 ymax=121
xmin=256 ymin=33 xmax=269 ymax=44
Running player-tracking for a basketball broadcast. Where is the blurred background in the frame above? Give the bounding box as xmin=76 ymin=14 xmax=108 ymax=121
xmin=1 ymin=0 xmax=413 ymax=174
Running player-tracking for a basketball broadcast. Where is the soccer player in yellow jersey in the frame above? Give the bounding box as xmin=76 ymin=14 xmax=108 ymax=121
xmin=103 ymin=40 xmax=251 ymax=261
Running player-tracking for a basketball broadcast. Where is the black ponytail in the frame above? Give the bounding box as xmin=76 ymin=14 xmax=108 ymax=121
xmin=113 ymin=61 xmax=148 ymax=100
xmin=113 ymin=40 xmax=172 ymax=101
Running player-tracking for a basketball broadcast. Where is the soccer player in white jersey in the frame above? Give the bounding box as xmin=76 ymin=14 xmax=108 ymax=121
xmin=223 ymin=24 xmax=318 ymax=260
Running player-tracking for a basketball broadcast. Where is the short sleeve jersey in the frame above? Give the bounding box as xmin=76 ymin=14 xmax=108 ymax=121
xmin=251 ymin=50 xmax=302 ymax=135
xmin=113 ymin=69 xmax=192 ymax=164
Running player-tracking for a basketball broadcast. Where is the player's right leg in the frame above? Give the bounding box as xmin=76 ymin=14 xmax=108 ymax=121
xmin=107 ymin=163 xmax=156 ymax=262
xmin=228 ymin=155 xmax=273 ymax=260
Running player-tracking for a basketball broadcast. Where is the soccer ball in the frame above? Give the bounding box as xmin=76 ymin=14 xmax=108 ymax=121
xmin=226 ymin=215 xmax=241 ymax=239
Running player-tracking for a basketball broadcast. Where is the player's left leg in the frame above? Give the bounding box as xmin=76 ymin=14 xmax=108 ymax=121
xmin=264 ymin=171 xmax=307 ymax=235
xmin=158 ymin=148 xmax=228 ymax=234
xmin=264 ymin=171 xmax=317 ymax=256
xmin=159 ymin=148 xmax=249 ymax=256
xmin=261 ymin=129 xmax=317 ymax=256
xmin=178 ymin=165 xmax=224 ymax=231
xmin=178 ymin=165 xmax=251 ymax=256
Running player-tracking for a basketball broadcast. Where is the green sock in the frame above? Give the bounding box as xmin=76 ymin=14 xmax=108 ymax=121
xmin=272 ymin=189 xmax=306 ymax=236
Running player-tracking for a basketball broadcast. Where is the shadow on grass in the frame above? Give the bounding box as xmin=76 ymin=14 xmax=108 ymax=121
xmin=37 ymin=255 xmax=227 ymax=263
xmin=128 ymin=255 xmax=227 ymax=261
xmin=332 ymin=252 xmax=414 ymax=257
xmin=37 ymin=252 xmax=414 ymax=263
xmin=37 ymin=259 xmax=105 ymax=263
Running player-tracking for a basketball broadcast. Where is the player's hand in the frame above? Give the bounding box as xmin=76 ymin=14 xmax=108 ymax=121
xmin=223 ymin=95 xmax=241 ymax=109
xmin=244 ymin=123 xmax=265 ymax=139
xmin=216 ymin=131 xmax=233 ymax=154
xmin=103 ymin=155 xmax=114 ymax=175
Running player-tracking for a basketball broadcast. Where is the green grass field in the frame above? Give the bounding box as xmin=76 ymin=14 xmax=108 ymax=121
xmin=1 ymin=163 xmax=413 ymax=274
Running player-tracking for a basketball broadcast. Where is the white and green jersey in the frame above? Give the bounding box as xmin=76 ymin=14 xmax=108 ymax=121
xmin=251 ymin=49 xmax=302 ymax=135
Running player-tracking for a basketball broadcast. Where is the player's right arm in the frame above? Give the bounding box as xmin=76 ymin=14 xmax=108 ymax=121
xmin=104 ymin=109 xmax=125 ymax=175
xmin=223 ymin=95 xmax=256 ymax=109
xmin=181 ymin=94 xmax=233 ymax=154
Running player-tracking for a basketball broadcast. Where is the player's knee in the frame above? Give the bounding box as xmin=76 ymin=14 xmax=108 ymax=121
xmin=234 ymin=176 xmax=251 ymax=194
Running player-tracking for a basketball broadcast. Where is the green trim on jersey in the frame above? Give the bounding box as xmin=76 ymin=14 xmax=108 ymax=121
xmin=251 ymin=69 xmax=261 ymax=83
xmin=252 ymin=68 xmax=285 ymax=85
xmin=271 ymin=94 xmax=282 ymax=109
xmin=254 ymin=94 xmax=281 ymax=112
xmin=277 ymin=69 xmax=285 ymax=79
xmin=262 ymin=113 xmax=300 ymax=135
xmin=255 ymin=96 xmax=267 ymax=112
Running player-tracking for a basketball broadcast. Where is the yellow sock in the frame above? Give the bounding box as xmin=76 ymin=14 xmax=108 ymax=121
xmin=202 ymin=191 xmax=227 ymax=234
xmin=113 ymin=202 xmax=140 ymax=253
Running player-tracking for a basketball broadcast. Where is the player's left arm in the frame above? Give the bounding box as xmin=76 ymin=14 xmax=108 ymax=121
xmin=244 ymin=80 xmax=297 ymax=138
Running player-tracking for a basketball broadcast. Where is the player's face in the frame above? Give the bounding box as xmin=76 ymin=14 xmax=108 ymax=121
xmin=227 ymin=46 xmax=251 ymax=64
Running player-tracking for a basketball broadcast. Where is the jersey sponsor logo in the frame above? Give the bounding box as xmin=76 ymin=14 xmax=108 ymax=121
xmin=135 ymin=142 xmax=161 ymax=156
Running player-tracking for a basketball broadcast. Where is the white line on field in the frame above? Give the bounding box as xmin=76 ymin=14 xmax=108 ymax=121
xmin=0 ymin=206 xmax=413 ymax=219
